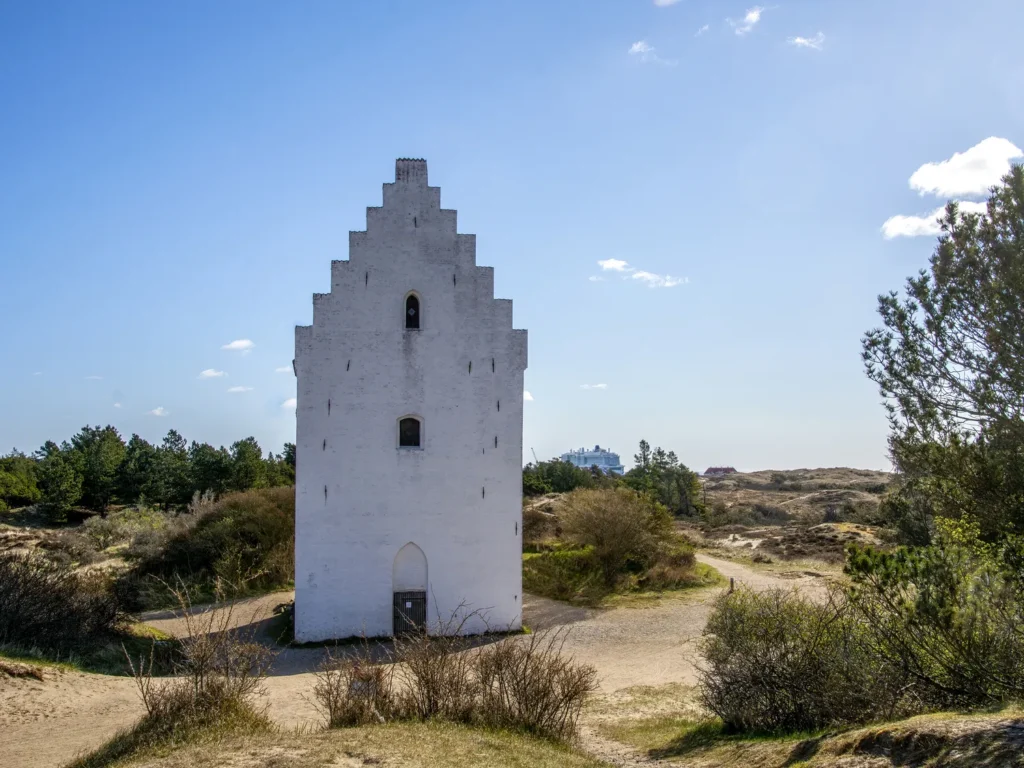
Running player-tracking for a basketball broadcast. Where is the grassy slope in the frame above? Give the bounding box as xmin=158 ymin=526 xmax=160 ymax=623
xmin=603 ymin=710 xmax=1024 ymax=767
xmin=102 ymin=722 xmax=610 ymax=768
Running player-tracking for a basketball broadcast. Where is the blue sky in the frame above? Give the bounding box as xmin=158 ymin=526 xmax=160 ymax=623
xmin=2 ymin=0 xmax=1023 ymax=471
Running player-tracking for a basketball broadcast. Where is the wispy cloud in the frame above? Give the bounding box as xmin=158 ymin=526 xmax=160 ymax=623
xmin=588 ymin=276 xmax=605 ymax=282
xmin=788 ymin=32 xmax=824 ymax=50
xmin=198 ymin=368 xmax=226 ymax=379
xmin=33 ymin=371 xmax=42 ymax=376
xmin=281 ymin=397 xmax=297 ymax=410
xmin=580 ymin=383 xmax=608 ymax=390
xmin=632 ymin=271 xmax=688 ymax=288
xmin=909 ymin=137 xmax=1023 ymax=198
xmin=227 ymin=386 xmax=254 ymax=393
xmin=628 ymin=40 xmax=677 ymax=66
xmin=85 ymin=375 xmax=103 ymax=380
xmin=695 ymin=24 xmax=710 ymax=36
xmin=592 ymin=259 xmax=687 ymax=288
xmin=882 ymin=201 xmax=988 ymax=239
xmin=221 ymin=339 xmax=255 ymax=353
xmin=524 ymin=390 xmax=534 ymax=402
xmin=113 ymin=402 xmax=122 ymax=408
xmin=148 ymin=406 xmax=168 ymax=417
xmin=274 ymin=365 xmax=292 ymax=374
xmin=654 ymin=0 xmax=683 ymax=6
xmin=728 ymin=6 xmax=764 ymax=35
xmin=598 ymin=258 xmax=633 ymax=272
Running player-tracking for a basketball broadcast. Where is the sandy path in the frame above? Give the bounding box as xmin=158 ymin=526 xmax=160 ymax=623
xmin=0 ymin=554 xmax=822 ymax=768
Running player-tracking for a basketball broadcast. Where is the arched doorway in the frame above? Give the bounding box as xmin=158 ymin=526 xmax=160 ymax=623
xmin=392 ymin=542 xmax=427 ymax=635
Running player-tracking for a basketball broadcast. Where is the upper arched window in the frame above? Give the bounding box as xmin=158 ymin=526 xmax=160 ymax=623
xmin=399 ymin=416 xmax=422 ymax=448
xmin=405 ymin=293 xmax=420 ymax=330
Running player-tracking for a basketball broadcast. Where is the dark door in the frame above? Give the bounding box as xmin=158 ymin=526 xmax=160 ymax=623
xmin=393 ymin=590 xmax=427 ymax=635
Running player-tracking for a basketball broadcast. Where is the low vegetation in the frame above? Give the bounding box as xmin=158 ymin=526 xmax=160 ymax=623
xmin=697 ymin=519 xmax=1024 ymax=738
xmin=313 ymin=617 xmax=597 ymax=742
xmin=86 ymin=722 xmax=609 ymax=768
xmin=523 ymin=488 xmax=719 ymax=605
xmin=68 ymin=582 xmax=275 ymax=768
xmin=0 ymin=551 xmax=121 ymax=658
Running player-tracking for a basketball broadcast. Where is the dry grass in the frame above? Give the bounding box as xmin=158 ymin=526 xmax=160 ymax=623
xmin=600 ymin=709 xmax=1024 ymax=767
xmin=108 ymin=721 xmax=611 ymax=768
xmin=701 ymin=468 xmax=892 ymax=526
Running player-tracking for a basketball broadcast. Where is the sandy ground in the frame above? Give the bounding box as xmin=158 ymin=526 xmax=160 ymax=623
xmin=0 ymin=554 xmax=824 ymax=768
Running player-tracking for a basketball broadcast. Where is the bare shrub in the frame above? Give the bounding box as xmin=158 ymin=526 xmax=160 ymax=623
xmin=0 ymin=552 xmax=120 ymax=655
xmin=310 ymin=613 xmax=598 ymax=743
xmin=560 ymin=488 xmax=673 ymax=584
xmin=71 ymin=579 xmax=276 ymax=768
xmin=474 ymin=628 xmax=597 ymax=741
xmin=36 ymin=529 xmax=100 ymax=566
xmin=392 ymin=609 xmax=482 ymax=721
xmin=312 ymin=646 xmax=396 ymax=727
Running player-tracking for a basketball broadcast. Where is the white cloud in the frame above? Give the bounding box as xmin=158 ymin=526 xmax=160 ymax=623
xmin=654 ymin=0 xmax=683 ymax=6
xmin=631 ymin=271 xmax=688 ymax=288
xmin=628 ymin=40 xmax=676 ymax=66
xmin=227 ymin=386 xmax=254 ymax=393
xmin=580 ymin=383 xmax=608 ymax=390
xmin=281 ymin=397 xmax=297 ymax=410
xmin=908 ymin=137 xmax=1023 ymax=198
xmin=728 ymin=6 xmax=764 ymax=35
xmin=275 ymin=365 xmax=292 ymax=374
xmin=198 ymin=368 xmax=226 ymax=379
xmin=881 ymin=201 xmax=988 ymax=239
xmin=788 ymin=32 xmax=824 ymax=50
xmin=32 ymin=371 xmax=42 ymax=376
xmin=85 ymin=375 xmax=103 ymax=380
xmin=695 ymin=24 xmax=710 ymax=36
xmin=588 ymin=276 xmax=605 ymax=282
xmin=221 ymin=339 xmax=255 ymax=353
xmin=113 ymin=402 xmax=122 ymax=408
xmin=523 ymin=390 xmax=534 ymax=402
xmin=598 ymin=258 xmax=633 ymax=272
xmin=148 ymin=406 xmax=168 ymax=417
xmin=594 ymin=259 xmax=688 ymax=288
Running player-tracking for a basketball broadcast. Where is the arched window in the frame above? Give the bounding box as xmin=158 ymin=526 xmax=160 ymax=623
xmin=405 ymin=293 xmax=420 ymax=330
xmin=399 ymin=416 xmax=422 ymax=448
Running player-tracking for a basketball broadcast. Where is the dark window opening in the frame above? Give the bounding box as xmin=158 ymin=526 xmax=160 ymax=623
xmin=399 ymin=417 xmax=421 ymax=448
xmin=405 ymin=294 xmax=420 ymax=329
xmin=494 ymin=435 xmax=498 ymax=448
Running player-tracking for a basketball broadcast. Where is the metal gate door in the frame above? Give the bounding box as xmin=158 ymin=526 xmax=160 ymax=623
xmin=393 ymin=591 xmax=427 ymax=635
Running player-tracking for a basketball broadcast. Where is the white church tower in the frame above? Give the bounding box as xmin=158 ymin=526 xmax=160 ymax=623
xmin=293 ymin=159 xmax=528 ymax=641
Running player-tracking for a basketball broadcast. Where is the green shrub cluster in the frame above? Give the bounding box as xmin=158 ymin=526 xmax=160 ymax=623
xmin=119 ymin=487 xmax=294 ymax=608
xmin=523 ymin=488 xmax=711 ymax=605
xmin=699 ymin=520 xmax=1024 ymax=734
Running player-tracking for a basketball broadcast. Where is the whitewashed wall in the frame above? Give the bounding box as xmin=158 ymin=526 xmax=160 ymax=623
xmin=293 ymin=159 xmax=528 ymax=641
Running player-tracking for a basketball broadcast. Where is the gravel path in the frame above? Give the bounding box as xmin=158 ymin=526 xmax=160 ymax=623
xmin=0 ymin=553 xmax=824 ymax=768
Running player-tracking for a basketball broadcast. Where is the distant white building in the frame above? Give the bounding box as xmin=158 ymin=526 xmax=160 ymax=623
xmin=293 ymin=159 xmax=528 ymax=641
xmin=560 ymin=445 xmax=624 ymax=474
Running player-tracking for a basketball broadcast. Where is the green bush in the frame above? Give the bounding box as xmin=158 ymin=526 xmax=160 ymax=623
xmin=560 ymin=488 xmax=673 ymax=585
xmin=523 ymin=547 xmax=607 ymax=604
xmin=698 ymin=587 xmax=907 ymax=733
xmin=845 ymin=519 xmax=1024 ymax=709
xmin=122 ymin=487 xmax=294 ymax=607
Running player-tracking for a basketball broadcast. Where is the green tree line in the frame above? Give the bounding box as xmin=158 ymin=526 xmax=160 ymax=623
xmin=522 ymin=439 xmax=704 ymax=517
xmin=1 ymin=426 xmax=295 ymax=520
